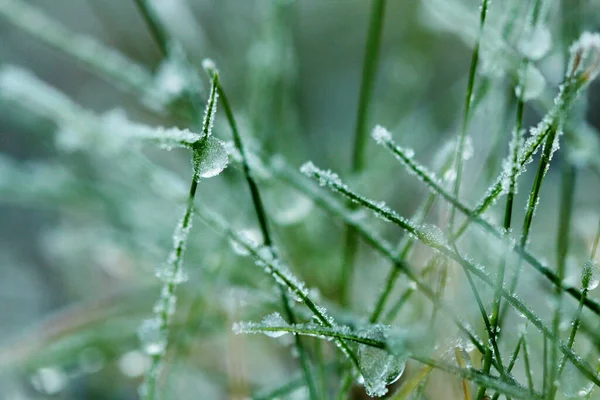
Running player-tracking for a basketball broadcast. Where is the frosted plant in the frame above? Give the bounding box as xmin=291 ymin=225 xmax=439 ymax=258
xmin=139 ymin=73 xmax=225 ymax=400
xmin=2 ymin=1 xmax=600 ymax=400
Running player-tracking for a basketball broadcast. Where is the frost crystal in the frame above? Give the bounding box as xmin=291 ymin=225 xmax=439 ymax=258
xmin=371 ymin=125 xmax=392 ymax=144
xmin=300 ymin=162 xmax=343 ymax=188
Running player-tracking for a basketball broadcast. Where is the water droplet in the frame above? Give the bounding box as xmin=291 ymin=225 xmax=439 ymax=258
xmin=193 ymin=136 xmax=228 ymax=179
xmin=260 ymin=312 xmax=289 ymax=338
xmin=419 ymin=223 xmax=447 ymax=247
xmin=357 ymin=327 xmax=407 ymax=397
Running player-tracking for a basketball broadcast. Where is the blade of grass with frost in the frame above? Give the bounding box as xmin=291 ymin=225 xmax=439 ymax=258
xmin=194 ymin=207 xmax=365 ymax=387
xmin=0 ymin=66 xmax=215 ymax=153
xmin=222 ymin=158 xmax=507 ymax=387
xmin=547 ymin=165 xmax=576 ymax=400
xmin=203 ymin=62 xmax=318 ymax=400
xmin=551 ymin=219 xmax=600 ymax=399
xmin=285 ymin=162 xmax=493 ymax=366
xmin=370 ymin=184 xmax=438 ymax=323
xmin=340 ymin=0 xmax=387 ymax=306
xmin=448 ymin=0 xmax=489 ymax=233
xmin=371 ymin=125 xmax=600 ymax=316
xmin=139 ymin=73 xmax=221 ymax=400
xmin=507 ymin=32 xmax=600 ymax=301
xmin=453 ymin=31 xmax=600 ymax=241
xmin=0 ymin=0 xmax=162 ymax=109
xmin=482 ymin=25 xmax=533 ymax=394
xmin=299 ymin=161 xmax=600 ymax=385
xmin=235 ymin=323 xmax=540 ymax=400
xmin=371 ymin=143 xmax=457 ymax=324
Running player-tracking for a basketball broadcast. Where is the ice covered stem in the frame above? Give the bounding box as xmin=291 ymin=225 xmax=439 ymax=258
xmin=139 ymin=73 xmax=221 ymax=400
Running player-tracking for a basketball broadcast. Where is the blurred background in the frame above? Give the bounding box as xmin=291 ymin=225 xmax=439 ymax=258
xmin=1 ymin=0 xmax=600 ymax=399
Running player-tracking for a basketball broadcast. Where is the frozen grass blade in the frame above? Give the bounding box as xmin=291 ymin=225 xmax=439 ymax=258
xmin=452 ymin=30 xmax=600 ymax=241
xmin=371 ymin=125 xmax=600 ymax=316
xmin=139 ymin=73 xmax=220 ymax=400
xmin=270 ymin=160 xmax=491 ymax=364
xmin=551 ymin=219 xmax=600 ymax=398
xmin=506 ymin=31 xmax=600 ymax=316
xmin=195 ymin=206 xmax=366 ymax=389
xmin=299 ymin=161 xmax=600 ymax=385
xmin=234 ymin=322 xmax=540 ymax=400
xmin=203 ymin=62 xmax=318 ymax=400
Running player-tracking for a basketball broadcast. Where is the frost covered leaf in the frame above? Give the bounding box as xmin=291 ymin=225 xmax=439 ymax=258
xmin=192 ymin=136 xmax=229 ymax=179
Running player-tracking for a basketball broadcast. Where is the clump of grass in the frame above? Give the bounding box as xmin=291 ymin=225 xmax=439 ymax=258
xmin=1 ymin=0 xmax=600 ymax=399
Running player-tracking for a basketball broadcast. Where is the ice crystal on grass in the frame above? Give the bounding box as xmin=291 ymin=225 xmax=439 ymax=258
xmin=233 ymin=312 xmax=290 ymax=338
xmin=192 ymin=137 xmax=229 ymax=179
xmin=300 ymin=161 xmax=343 ymax=188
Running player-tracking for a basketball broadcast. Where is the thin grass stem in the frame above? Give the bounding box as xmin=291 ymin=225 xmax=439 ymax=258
xmin=340 ymin=0 xmax=387 ymax=306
